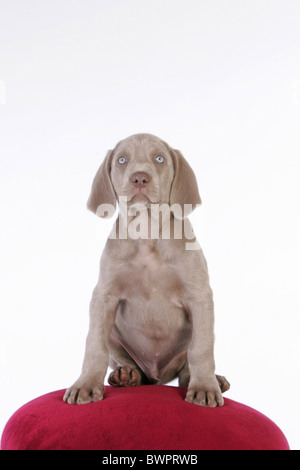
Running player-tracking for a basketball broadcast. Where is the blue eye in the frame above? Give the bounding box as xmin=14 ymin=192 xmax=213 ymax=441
xmin=155 ymin=155 xmax=165 ymax=164
xmin=118 ymin=156 xmax=127 ymax=165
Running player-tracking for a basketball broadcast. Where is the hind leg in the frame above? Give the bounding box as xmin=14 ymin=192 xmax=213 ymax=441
xmin=108 ymin=339 xmax=147 ymax=387
xmin=178 ymin=361 xmax=190 ymax=387
xmin=216 ymin=374 xmax=230 ymax=393
xmin=178 ymin=362 xmax=230 ymax=393
xmin=108 ymin=364 xmax=146 ymax=387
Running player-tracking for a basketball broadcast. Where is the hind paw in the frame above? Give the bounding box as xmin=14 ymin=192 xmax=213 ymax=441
xmin=108 ymin=366 xmax=142 ymax=387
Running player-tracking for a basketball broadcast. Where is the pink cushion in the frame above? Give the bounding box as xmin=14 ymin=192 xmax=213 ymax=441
xmin=1 ymin=385 xmax=289 ymax=450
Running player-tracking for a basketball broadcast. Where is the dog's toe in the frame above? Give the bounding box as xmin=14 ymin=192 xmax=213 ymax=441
xmin=216 ymin=375 xmax=230 ymax=393
xmin=108 ymin=366 xmax=142 ymax=387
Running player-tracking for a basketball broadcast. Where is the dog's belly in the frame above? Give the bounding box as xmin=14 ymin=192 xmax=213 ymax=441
xmin=110 ymin=258 xmax=191 ymax=382
xmin=108 ymin=242 xmax=192 ymax=381
xmin=111 ymin=301 xmax=190 ymax=382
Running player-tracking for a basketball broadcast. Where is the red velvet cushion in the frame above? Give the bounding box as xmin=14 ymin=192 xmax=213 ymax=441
xmin=1 ymin=385 xmax=289 ymax=450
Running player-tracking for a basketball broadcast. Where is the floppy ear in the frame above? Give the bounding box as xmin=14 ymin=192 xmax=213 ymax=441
xmin=170 ymin=149 xmax=201 ymax=217
xmin=87 ymin=150 xmax=117 ymax=217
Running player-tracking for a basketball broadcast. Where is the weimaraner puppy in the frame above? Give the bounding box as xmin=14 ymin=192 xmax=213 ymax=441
xmin=64 ymin=133 xmax=230 ymax=407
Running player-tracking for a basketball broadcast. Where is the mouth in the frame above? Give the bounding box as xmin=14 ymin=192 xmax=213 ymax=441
xmin=126 ymin=195 xmax=152 ymax=209
xmin=130 ymin=192 xmax=149 ymax=201
xmin=118 ymin=186 xmax=160 ymax=206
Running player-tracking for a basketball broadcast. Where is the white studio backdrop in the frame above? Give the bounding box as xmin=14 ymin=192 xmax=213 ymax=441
xmin=0 ymin=0 xmax=299 ymax=450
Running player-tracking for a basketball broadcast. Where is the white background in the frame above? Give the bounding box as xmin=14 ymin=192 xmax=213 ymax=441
xmin=0 ymin=0 xmax=299 ymax=450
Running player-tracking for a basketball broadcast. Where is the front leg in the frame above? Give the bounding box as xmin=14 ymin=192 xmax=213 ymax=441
xmin=185 ymin=289 xmax=224 ymax=407
xmin=63 ymin=288 xmax=118 ymax=404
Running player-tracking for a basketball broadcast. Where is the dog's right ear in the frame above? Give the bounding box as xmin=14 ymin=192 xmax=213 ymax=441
xmin=87 ymin=150 xmax=117 ymax=218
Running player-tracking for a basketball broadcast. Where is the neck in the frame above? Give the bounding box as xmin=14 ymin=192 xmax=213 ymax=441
xmin=115 ymin=206 xmax=184 ymax=242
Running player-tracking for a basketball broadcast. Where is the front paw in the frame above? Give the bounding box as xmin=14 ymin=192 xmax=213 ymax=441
xmin=63 ymin=377 xmax=104 ymax=405
xmin=185 ymin=377 xmax=224 ymax=407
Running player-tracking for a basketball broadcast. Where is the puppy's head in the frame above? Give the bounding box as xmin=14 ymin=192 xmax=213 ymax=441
xmin=87 ymin=133 xmax=201 ymax=218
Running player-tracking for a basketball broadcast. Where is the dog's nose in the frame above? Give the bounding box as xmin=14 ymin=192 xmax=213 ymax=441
xmin=130 ymin=172 xmax=150 ymax=188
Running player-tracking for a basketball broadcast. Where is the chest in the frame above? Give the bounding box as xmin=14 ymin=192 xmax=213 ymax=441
xmin=115 ymin=243 xmax=184 ymax=301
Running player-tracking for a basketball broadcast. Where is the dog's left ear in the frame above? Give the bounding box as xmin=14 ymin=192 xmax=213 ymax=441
xmin=169 ymin=149 xmax=201 ymax=217
xmin=87 ymin=150 xmax=117 ymax=217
